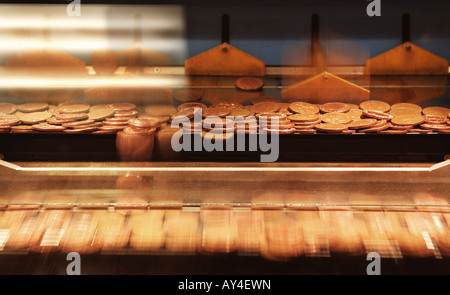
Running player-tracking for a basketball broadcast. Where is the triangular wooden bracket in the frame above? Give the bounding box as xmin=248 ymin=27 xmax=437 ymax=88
xmin=366 ymin=42 xmax=448 ymax=75
xmin=281 ymin=71 xmax=370 ymax=104
xmin=184 ymin=43 xmax=265 ymax=76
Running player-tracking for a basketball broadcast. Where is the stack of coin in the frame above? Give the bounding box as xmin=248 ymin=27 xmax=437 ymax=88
xmin=256 ymin=112 xmax=294 ymax=134
xmin=234 ymin=116 xmax=258 ymax=134
xmin=288 ymin=113 xmax=321 ymax=134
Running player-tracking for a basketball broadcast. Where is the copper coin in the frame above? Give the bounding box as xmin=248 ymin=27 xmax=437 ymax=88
xmin=390 ymin=107 xmax=422 ymax=118
xmin=105 ymin=117 xmax=130 ymax=123
xmin=177 ymin=102 xmax=207 ymax=112
xmin=0 ymin=103 xmax=17 ymax=115
xmin=287 ymin=113 xmax=320 ymax=122
xmin=378 ymin=129 xmax=408 ymax=134
xmin=0 ymin=126 xmax=10 ymax=133
xmin=341 ymin=129 xmax=356 ymax=134
xmin=114 ymin=110 xmax=139 ymax=117
xmin=255 ymin=112 xmax=288 ymax=120
xmin=319 ymin=102 xmax=350 ymax=113
xmin=295 ymin=124 xmax=320 ymax=129
xmin=437 ymin=129 xmax=450 ymax=134
xmin=47 ymin=117 xmax=76 ymax=125
xmin=57 ymin=102 xmax=90 ymax=114
xmin=63 ymin=126 xmax=98 ymax=133
xmin=90 ymin=48 xmax=119 ymax=75
xmin=88 ymin=108 xmax=115 ymax=121
xmin=229 ymin=108 xmax=253 ymax=118
xmin=235 ymin=77 xmax=264 ymax=91
xmin=108 ymin=103 xmax=136 ymax=111
xmin=391 ymin=103 xmax=422 ymax=112
xmin=347 ymin=118 xmax=378 ymax=130
xmin=0 ymin=114 xmax=21 ymax=126
xmin=420 ymin=123 xmax=450 ymax=130
xmin=315 ymin=123 xmax=348 ymax=133
xmin=362 ymin=110 xmax=393 ymax=121
xmin=347 ymin=109 xmax=364 ymax=120
xmin=422 ymin=106 xmax=450 ymax=117
xmin=263 ymin=128 xmax=296 ymax=134
xmin=423 ymin=115 xmax=447 ymax=124
xmin=251 ymin=96 xmax=280 ymax=105
xmin=294 ymin=129 xmax=316 ymax=134
xmin=98 ymin=125 xmax=127 ymax=131
xmin=67 ymin=122 xmax=102 ymax=129
xmin=16 ymin=111 xmax=52 ymax=124
xmin=277 ymin=109 xmax=293 ymax=116
xmin=202 ymin=107 xmax=231 ymax=118
xmin=360 ymin=100 xmax=391 ymax=113
xmin=123 ymin=127 xmax=157 ymax=134
xmin=144 ymin=104 xmax=177 ymax=116
xmin=358 ymin=121 xmax=390 ymax=133
xmin=203 ymin=117 xmax=234 ymax=127
xmin=391 ymin=115 xmax=425 ymax=126
xmin=173 ymin=89 xmax=204 ymax=103
xmin=389 ymin=123 xmax=415 ymax=130
xmin=294 ymin=119 xmax=322 ymax=126
xmin=62 ymin=119 xmax=96 ymax=128
xmin=17 ymin=102 xmax=49 ymax=113
xmin=408 ymin=129 xmax=434 ymax=134
xmin=10 ymin=125 xmax=36 ymax=133
xmin=128 ymin=118 xmax=161 ymax=129
xmin=55 ymin=112 xmax=88 ymax=121
xmin=288 ymin=102 xmax=320 ymax=114
xmin=32 ymin=123 xmax=66 ymax=132
xmin=201 ymin=131 xmax=234 ymax=141
xmin=92 ymin=130 xmax=118 ymax=134
xmin=90 ymin=104 xmax=112 ymax=112
xmin=250 ymin=102 xmax=280 ymax=114
xmin=346 ymin=103 xmax=360 ymax=110
xmin=210 ymin=101 xmax=243 ymax=110
xmin=171 ymin=107 xmax=198 ymax=121
xmin=321 ymin=112 xmax=352 ymax=124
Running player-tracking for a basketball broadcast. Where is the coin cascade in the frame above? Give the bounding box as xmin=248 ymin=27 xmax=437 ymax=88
xmin=0 ymin=99 xmax=450 ymax=135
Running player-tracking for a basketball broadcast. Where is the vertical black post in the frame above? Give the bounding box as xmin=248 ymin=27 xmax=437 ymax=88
xmin=221 ymin=14 xmax=230 ymax=44
xmin=311 ymin=14 xmax=320 ymax=48
xmin=402 ymin=13 xmax=410 ymax=44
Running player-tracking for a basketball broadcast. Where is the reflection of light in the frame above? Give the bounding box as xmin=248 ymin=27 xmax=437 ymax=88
xmin=0 ymin=75 xmax=186 ymax=89
xmin=0 ymin=160 xmax=432 ymax=172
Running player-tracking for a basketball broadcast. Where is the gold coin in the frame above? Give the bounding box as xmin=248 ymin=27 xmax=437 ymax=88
xmin=288 ymin=102 xmax=319 ymax=114
xmin=57 ymin=102 xmax=90 ymax=114
xmin=315 ymin=123 xmax=348 ymax=133
xmin=347 ymin=118 xmax=378 ymax=129
xmin=16 ymin=111 xmax=52 ymax=124
xmin=287 ymin=113 xmax=320 ymax=122
xmin=250 ymin=102 xmax=280 ymax=114
xmin=359 ymin=100 xmax=391 ymax=113
xmin=391 ymin=115 xmax=425 ymax=126
xmin=88 ymin=108 xmax=115 ymax=121
xmin=321 ymin=112 xmax=352 ymax=124
xmin=422 ymin=106 xmax=450 ymax=118
xmin=17 ymin=102 xmax=49 ymax=113
xmin=144 ymin=104 xmax=177 ymax=116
